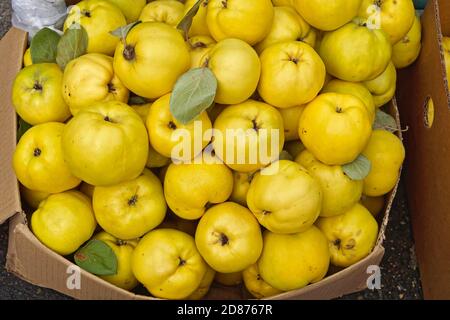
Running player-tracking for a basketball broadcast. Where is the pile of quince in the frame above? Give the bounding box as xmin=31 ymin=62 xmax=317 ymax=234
xmin=13 ymin=0 xmax=415 ymax=299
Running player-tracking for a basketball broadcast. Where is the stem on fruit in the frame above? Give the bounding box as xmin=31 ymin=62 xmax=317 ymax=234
xmin=33 ymin=148 xmax=41 ymax=157
xmin=81 ymin=10 xmax=91 ymax=18
xmin=116 ymin=239 xmax=126 ymax=246
xmin=202 ymin=58 xmax=210 ymax=68
xmin=219 ymin=233 xmax=229 ymax=246
xmin=107 ymin=83 xmax=116 ymax=93
xmin=33 ymin=81 xmax=43 ymax=91
xmin=252 ymin=119 xmax=259 ymax=132
xmin=128 ymin=195 xmax=138 ymax=206
xmin=123 ymin=45 xmax=136 ymax=61
xmin=168 ymin=121 xmax=177 ymax=130
xmin=333 ymin=239 xmax=341 ymax=249
xmin=290 ymin=57 xmax=299 ymax=65
xmin=191 ymin=41 xmax=207 ymax=49
xmin=178 ymin=257 xmax=186 ymax=266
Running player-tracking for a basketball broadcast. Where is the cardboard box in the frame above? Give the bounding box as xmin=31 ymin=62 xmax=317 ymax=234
xmin=397 ymin=0 xmax=450 ymax=300
xmin=0 ymin=2 xmax=402 ymax=300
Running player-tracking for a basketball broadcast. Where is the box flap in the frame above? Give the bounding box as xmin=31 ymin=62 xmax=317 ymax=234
xmin=7 ymin=214 xmax=151 ymax=300
xmin=266 ymin=246 xmax=385 ymax=300
xmin=0 ymin=27 xmax=27 ymax=225
xmin=397 ymin=0 xmax=450 ymax=299
xmin=7 ymin=211 xmax=386 ymax=300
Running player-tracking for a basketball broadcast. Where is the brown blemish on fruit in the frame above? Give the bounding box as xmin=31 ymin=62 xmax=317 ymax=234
xmin=345 ymin=239 xmax=356 ymax=250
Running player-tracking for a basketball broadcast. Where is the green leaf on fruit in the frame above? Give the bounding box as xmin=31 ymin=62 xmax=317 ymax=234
xmin=56 ymin=24 xmax=88 ymax=69
xmin=177 ymin=0 xmax=203 ymax=40
xmin=110 ymin=21 xmax=141 ymax=44
xmin=373 ymin=109 xmax=398 ymax=132
xmin=342 ymin=154 xmax=372 ymax=181
xmin=30 ymin=28 xmax=61 ymax=64
xmin=170 ymin=67 xmax=217 ymax=124
xmin=128 ymin=95 xmax=148 ymax=105
xmin=74 ymin=240 xmax=117 ymax=276
xmin=279 ymin=150 xmax=294 ymax=161
xmin=17 ymin=118 xmax=32 ymax=142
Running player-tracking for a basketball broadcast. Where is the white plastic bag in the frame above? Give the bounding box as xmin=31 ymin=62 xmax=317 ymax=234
xmin=11 ymin=0 xmax=68 ymax=39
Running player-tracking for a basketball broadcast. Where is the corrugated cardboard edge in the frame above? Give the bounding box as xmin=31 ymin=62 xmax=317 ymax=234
xmin=396 ymin=0 xmax=450 ymax=300
xmin=437 ymin=0 xmax=450 ymax=103
xmin=0 ymin=27 xmax=26 ymax=224
xmin=6 ymin=213 xmax=151 ymax=300
xmin=1 ymin=26 xmax=402 ymax=300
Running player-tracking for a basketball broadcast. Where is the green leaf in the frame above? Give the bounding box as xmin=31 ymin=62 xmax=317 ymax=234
xmin=110 ymin=21 xmax=141 ymax=43
xmin=177 ymin=0 xmax=203 ymax=40
xmin=342 ymin=154 xmax=372 ymax=181
xmin=17 ymin=118 xmax=32 ymax=142
xmin=74 ymin=240 xmax=118 ymax=276
xmin=373 ymin=109 xmax=398 ymax=132
xmin=279 ymin=150 xmax=294 ymax=161
xmin=30 ymin=28 xmax=61 ymax=64
xmin=128 ymin=95 xmax=149 ymax=105
xmin=170 ymin=67 xmax=217 ymax=124
xmin=56 ymin=24 xmax=88 ymax=69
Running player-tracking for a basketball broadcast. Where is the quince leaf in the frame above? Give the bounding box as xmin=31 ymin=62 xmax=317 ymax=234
xmin=56 ymin=24 xmax=88 ymax=69
xmin=342 ymin=154 xmax=372 ymax=181
xmin=128 ymin=95 xmax=149 ymax=106
xmin=177 ymin=0 xmax=203 ymax=40
xmin=170 ymin=67 xmax=217 ymax=124
xmin=110 ymin=21 xmax=141 ymax=44
xmin=17 ymin=117 xmax=32 ymax=142
xmin=30 ymin=28 xmax=61 ymax=64
xmin=279 ymin=150 xmax=294 ymax=161
xmin=373 ymin=109 xmax=398 ymax=132
xmin=74 ymin=240 xmax=118 ymax=276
